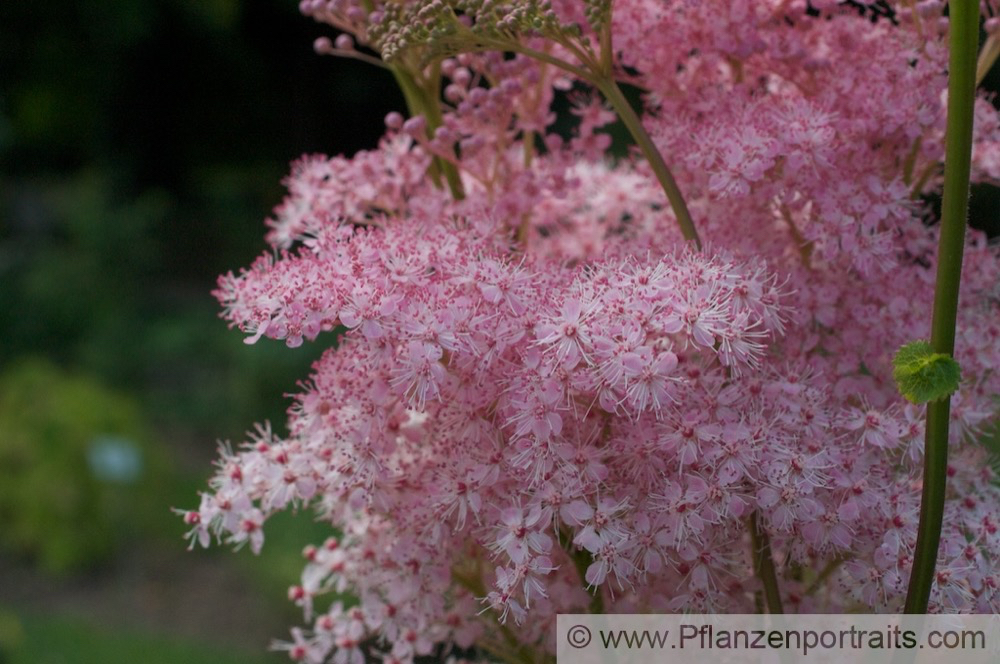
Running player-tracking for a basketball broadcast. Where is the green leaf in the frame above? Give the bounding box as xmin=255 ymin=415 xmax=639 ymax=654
xmin=892 ymin=341 xmax=961 ymax=404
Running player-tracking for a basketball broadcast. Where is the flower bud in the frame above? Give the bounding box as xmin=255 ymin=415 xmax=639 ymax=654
xmin=384 ymin=111 xmax=404 ymax=130
xmin=402 ymin=115 xmax=427 ymax=137
xmin=313 ymin=36 xmax=334 ymax=54
xmin=334 ymin=34 xmax=354 ymax=51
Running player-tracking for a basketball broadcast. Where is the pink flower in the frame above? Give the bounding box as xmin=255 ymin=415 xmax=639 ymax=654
xmin=847 ymin=407 xmax=902 ymax=449
xmin=535 ymin=297 xmax=596 ymax=368
xmin=389 ymin=340 xmax=446 ymax=409
xmin=493 ymin=505 xmax=552 ymax=564
xmin=185 ymin=3 xmax=1000 ymax=660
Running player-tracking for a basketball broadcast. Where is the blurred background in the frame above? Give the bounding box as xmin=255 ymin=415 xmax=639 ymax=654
xmin=0 ymin=1 xmax=402 ymax=661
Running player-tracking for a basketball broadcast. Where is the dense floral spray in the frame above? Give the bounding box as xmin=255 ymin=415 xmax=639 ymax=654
xmin=182 ymin=1 xmax=1000 ymax=662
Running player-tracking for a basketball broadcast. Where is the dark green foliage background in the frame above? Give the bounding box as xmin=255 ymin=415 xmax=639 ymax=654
xmin=0 ymin=0 xmax=403 ymax=419
xmin=0 ymin=1 xmax=400 ymax=660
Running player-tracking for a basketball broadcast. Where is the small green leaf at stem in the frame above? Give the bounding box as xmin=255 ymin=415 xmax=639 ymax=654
xmin=892 ymin=341 xmax=961 ymax=405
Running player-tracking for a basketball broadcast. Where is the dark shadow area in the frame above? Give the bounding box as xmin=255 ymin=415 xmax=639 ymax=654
xmin=0 ymin=1 xmax=399 ymax=660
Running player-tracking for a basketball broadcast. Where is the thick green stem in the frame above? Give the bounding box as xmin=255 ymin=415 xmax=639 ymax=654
xmin=358 ymin=0 xmax=462 ymax=198
xmin=391 ymin=66 xmax=466 ymax=201
xmin=748 ymin=512 xmax=784 ymax=614
xmin=359 ymin=0 xmax=459 ymax=196
xmin=903 ymin=0 xmax=977 ymax=615
xmin=414 ymin=68 xmax=466 ymax=200
xmin=595 ymin=78 xmax=702 ymax=248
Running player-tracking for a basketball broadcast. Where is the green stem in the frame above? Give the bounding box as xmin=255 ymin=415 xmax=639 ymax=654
xmin=598 ymin=16 xmax=614 ymax=78
xmin=595 ymin=78 xmax=702 ymax=248
xmin=391 ymin=65 xmax=466 ymax=200
xmin=474 ymin=36 xmax=593 ymax=81
xmin=748 ymin=512 xmax=784 ymax=614
xmin=391 ymin=67 xmax=442 ymax=188
xmin=416 ymin=64 xmax=467 ymax=200
xmin=902 ymin=135 xmax=922 ymax=186
xmin=447 ymin=30 xmax=701 ymax=247
xmin=909 ymin=162 xmax=940 ymax=199
xmin=358 ymin=0 xmax=459 ymax=196
xmin=976 ymin=32 xmax=1000 ymax=86
xmin=903 ymin=0 xmax=977 ymax=615
xmin=804 ymin=555 xmax=848 ymax=597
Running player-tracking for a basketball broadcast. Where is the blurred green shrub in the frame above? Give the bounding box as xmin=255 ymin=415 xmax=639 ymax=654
xmin=0 ymin=358 xmax=168 ymax=573
xmin=0 ymin=168 xmax=324 ymax=439
xmin=0 ymin=608 xmax=24 ymax=664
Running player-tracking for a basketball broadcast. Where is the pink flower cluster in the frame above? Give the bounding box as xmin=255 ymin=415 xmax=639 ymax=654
xmin=185 ymin=1 xmax=1000 ymax=662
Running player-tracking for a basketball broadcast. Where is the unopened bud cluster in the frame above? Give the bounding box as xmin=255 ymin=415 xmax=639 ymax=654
xmin=368 ymin=0 xmax=576 ymax=62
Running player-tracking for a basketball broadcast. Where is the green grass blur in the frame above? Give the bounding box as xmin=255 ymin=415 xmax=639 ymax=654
xmin=4 ymin=611 xmax=276 ymax=664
